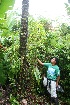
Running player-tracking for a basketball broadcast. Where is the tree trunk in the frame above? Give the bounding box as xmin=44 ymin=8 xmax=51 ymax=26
xmin=20 ymin=0 xmax=29 ymax=57
xmin=19 ymin=0 xmax=29 ymax=95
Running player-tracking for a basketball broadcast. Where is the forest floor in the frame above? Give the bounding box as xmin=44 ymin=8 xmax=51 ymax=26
xmin=0 ymin=85 xmax=49 ymax=105
xmin=0 ymin=86 xmax=68 ymax=105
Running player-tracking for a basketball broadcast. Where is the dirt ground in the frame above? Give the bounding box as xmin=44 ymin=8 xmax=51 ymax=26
xmin=0 ymin=86 xmax=68 ymax=105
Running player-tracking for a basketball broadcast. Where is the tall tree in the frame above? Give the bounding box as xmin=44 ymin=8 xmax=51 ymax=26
xmin=19 ymin=0 xmax=29 ymax=94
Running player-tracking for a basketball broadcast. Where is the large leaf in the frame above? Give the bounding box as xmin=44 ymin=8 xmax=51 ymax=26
xmin=34 ymin=66 xmax=41 ymax=85
xmin=0 ymin=0 xmax=15 ymax=18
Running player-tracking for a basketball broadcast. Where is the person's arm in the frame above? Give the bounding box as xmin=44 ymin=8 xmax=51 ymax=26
xmin=56 ymin=76 xmax=60 ymax=87
xmin=37 ymin=58 xmax=44 ymax=66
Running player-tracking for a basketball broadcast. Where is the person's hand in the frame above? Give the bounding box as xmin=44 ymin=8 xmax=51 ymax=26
xmin=3 ymin=47 xmax=7 ymax=50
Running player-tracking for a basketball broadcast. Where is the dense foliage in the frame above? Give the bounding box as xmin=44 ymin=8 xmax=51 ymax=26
xmin=0 ymin=10 xmax=20 ymax=86
xmin=27 ymin=16 xmax=70 ymax=104
xmin=0 ymin=2 xmax=70 ymax=105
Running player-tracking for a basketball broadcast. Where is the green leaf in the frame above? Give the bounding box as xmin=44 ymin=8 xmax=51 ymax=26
xmin=0 ymin=0 xmax=15 ymax=18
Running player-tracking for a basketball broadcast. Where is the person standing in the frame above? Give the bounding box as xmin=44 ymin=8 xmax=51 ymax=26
xmin=37 ymin=57 xmax=60 ymax=105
